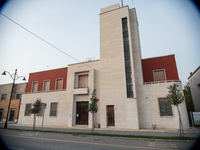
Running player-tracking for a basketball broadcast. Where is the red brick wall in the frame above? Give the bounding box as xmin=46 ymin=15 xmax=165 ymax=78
xmin=142 ymin=55 xmax=179 ymax=83
xmin=26 ymin=67 xmax=68 ymax=92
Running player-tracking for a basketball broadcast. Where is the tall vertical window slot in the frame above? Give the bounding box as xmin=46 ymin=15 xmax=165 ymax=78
xmin=122 ymin=18 xmax=133 ymax=98
xmin=24 ymin=103 xmax=31 ymax=116
xmin=50 ymin=102 xmax=58 ymax=116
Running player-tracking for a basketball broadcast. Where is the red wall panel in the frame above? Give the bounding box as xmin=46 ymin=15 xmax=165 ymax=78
xmin=26 ymin=67 xmax=68 ymax=92
xmin=142 ymin=55 xmax=179 ymax=83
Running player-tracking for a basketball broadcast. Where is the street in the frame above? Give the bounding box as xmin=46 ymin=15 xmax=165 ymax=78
xmin=0 ymin=129 xmax=196 ymax=150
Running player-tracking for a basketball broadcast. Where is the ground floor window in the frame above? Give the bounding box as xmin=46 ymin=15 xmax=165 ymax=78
xmin=37 ymin=103 xmax=45 ymax=116
xmin=50 ymin=102 xmax=58 ymax=116
xmin=158 ymin=98 xmax=173 ymax=116
xmin=24 ymin=103 xmax=31 ymax=116
xmin=0 ymin=108 xmax=3 ymax=121
xmin=9 ymin=108 xmax=15 ymax=121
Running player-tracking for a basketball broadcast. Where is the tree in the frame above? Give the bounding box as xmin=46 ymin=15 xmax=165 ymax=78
xmin=88 ymin=89 xmax=98 ymax=133
xmin=30 ymin=99 xmax=42 ymax=130
xmin=166 ymin=84 xmax=185 ymax=137
xmin=183 ymin=83 xmax=194 ymax=112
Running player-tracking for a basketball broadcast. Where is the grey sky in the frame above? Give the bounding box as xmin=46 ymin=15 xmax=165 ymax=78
xmin=0 ymin=0 xmax=199 ymax=85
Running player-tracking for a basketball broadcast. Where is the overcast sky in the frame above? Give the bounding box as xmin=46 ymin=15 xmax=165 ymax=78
xmin=0 ymin=0 xmax=199 ymax=85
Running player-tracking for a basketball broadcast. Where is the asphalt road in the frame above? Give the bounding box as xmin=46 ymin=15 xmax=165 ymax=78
xmin=0 ymin=129 xmax=196 ymax=150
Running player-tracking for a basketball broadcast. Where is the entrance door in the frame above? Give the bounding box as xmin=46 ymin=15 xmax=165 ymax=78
xmin=9 ymin=108 xmax=15 ymax=121
xmin=0 ymin=108 xmax=3 ymax=121
xmin=76 ymin=102 xmax=88 ymax=125
xmin=107 ymin=105 xmax=115 ymax=126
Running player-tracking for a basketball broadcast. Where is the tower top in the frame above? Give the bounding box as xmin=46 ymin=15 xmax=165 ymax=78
xmin=101 ymin=3 xmax=120 ymax=13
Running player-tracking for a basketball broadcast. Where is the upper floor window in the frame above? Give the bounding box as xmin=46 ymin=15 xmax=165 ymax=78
xmin=56 ymin=79 xmax=63 ymax=90
xmin=43 ymin=80 xmax=50 ymax=92
xmin=16 ymin=94 xmax=22 ymax=99
xmin=78 ymin=74 xmax=88 ymax=88
xmin=32 ymin=82 xmax=38 ymax=92
xmin=1 ymin=94 xmax=7 ymax=100
xmin=153 ymin=70 xmax=166 ymax=81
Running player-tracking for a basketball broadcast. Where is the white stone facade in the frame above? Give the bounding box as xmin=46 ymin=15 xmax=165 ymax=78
xmin=18 ymin=91 xmax=68 ymax=128
xmin=188 ymin=66 xmax=200 ymax=112
xmin=17 ymin=4 xmax=190 ymax=130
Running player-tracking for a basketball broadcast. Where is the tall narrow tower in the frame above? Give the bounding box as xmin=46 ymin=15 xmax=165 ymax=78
xmin=99 ymin=4 xmax=143 ymax=129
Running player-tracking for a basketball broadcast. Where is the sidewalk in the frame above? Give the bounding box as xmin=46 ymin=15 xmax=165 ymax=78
xmin=1 ymin=123 xmax=199 ymax=138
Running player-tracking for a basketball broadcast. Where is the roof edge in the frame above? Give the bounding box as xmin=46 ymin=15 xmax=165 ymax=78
xmin=142 ymin=54 xmax=175 ymax=61
xmin=188 ymin=65 xmax=200 ymax=79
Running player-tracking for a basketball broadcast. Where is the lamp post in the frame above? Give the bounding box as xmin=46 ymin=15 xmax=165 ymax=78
xmin=2 ymin=69 xmax=26 ymax=129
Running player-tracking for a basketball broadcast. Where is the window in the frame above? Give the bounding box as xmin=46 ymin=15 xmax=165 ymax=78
xmin=9 ymin=108 xmax=15 ymax=121
xmin=154 ymin=70 xmax=166 ymax=81
xmin=50 ymin=102 xmax=57 ymax=116
xmin=0 ymin=108 xmax=3 ymax=121
xmin=32 ymin=82 xmax=38 ymax=92
xmin=122 ymin=17 xmax=133 ymax=98
xmin=16 ymin=94 xmax=22 ymax=99
xmin=158 ymin=98 xmax=173 ymax=116
xmin=24 ymin=103 xmax=31 ymax=116
xmin=37 ymin=103 xmax=45 ymax=116
xmin=43 ymin=80 xmax=50 ymax=91
xmin=56 ymin=79 xmax=63 ymax=90
xmin=78 ymin=74 xmax=88 ymax=88
xmin=1 ymin=94 xmax=7 ymax=100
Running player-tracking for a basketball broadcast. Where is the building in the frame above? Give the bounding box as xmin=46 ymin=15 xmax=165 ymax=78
xmin=188 ymin=66 xmax=200 ymax=112
xmin=17 ymin=4 xmax=189 ymax=129
xmin=0 ymin=83 xmax=27 ymax=122
xmin=18 ymin=67 xmax=68 ymax=127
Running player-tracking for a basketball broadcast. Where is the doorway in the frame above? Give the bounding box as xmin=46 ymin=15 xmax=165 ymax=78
xmin=107 ymin=105 xmax=115 ymax=126
xmin=76 ymin=102 xmax=89 ymax=125
xmin=9 ymin=108 xmax=15 ymax=121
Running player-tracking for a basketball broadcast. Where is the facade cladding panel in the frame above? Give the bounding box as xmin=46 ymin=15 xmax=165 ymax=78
xmin=142 ymin=55 xmax=179 ymax=83
xmin=26 ymin=67 xmax=68 ymax=92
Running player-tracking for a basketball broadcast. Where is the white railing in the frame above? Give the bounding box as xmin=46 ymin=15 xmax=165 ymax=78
xmin=144 ymin=80 xmax=181 ymax=85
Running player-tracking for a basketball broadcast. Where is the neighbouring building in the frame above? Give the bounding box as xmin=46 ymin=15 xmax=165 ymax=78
xmin=0 ymin=83 xmax=27 ymax=122
xmin=18 ymin=67 xmax=68 ymax=127
xmin=188 ymin=66 xmax=200 ymax=112
xmin=17 ymin=4 xmax=189 ymax=129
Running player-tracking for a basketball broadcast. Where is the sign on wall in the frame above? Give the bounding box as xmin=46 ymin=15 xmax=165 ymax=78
xmin=193 ymin=112 xmax=200 ymax=125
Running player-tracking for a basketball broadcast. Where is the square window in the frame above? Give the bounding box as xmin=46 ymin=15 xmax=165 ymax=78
xmin=78 ymin=74 xmax=88 ymax=88
xmin=154 ymin=70 xmax=166 ymax=81
xmin=158 ymin=98 xmax=173 ymax=116
xmin=1 ymin=94 xmax=7 ymax=100
xmin=16 ymin=94 xmax=22 ymax=99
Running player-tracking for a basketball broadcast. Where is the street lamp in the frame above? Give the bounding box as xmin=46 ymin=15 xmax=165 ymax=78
xmin=1 ymin=69 xmax=26 ymax=129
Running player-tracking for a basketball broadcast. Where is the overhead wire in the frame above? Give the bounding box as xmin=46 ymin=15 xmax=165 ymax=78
xmin=0 ymin=12 xmax=95 ymax=70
